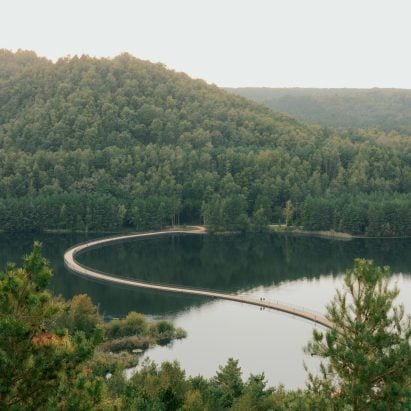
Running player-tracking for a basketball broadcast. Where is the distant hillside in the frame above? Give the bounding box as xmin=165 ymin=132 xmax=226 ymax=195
xmin=227 ymin=87 xmax=411 ymax=134
xmin=0 ymin=50 xmax=410 ymax=236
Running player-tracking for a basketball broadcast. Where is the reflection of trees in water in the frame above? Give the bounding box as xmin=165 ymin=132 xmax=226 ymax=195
xmin=78 ymin=234 xmax=411 ymax=290
xmin=0 ymin=233 xmax=409 ymax=317
xmin=56 ymin=272 xmax=210 ymax=318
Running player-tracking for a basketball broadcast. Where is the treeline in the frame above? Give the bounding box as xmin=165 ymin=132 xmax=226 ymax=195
xmin=228 ymin=87 xmax=411 ymax=134
xmin=0 ymin=193 xmax=124 ymax=231
xmin=301 ymin=193 xmax=411 ymax=236
xmin=1 ymin=50 xmax=410 ymax=236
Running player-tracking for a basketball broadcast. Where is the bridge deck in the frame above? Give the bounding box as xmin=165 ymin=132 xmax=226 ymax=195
xmin=63 ymin=227 xmax=333 ymax=329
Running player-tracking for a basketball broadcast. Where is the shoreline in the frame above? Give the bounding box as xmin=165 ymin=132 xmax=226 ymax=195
xmin=0 ymin=224 xmax=408 ymax=240
xmin=268 ymin=225 xmax=410 ymax=240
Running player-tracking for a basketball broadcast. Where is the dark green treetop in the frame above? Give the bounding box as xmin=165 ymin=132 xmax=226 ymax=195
xmin=306 ymin=259 xmax=411 ymax=410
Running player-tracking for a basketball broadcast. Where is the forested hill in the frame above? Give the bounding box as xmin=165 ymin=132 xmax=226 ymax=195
xmin=1 ymin=50 xmax=410 ymax=236
xmin=227 ymin=87 xmax=411 ymax=134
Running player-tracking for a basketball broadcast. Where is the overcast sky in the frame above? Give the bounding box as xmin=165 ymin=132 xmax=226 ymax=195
xmin=2 ymin=0 xmax=411 ymax=88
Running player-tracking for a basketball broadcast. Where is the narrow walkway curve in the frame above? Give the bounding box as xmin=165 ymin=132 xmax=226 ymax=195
xmin=63 ymin=226 xmax=333 ymax=329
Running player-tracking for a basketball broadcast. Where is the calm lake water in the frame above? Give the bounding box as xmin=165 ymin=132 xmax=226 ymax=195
xmin=1 ymin=232 xmax=410 ymax=388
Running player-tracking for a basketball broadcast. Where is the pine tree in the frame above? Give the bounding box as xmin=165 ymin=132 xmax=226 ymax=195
xmin=0 ymin=243 xmax=107 ymax=409
xmin=305 ymin=259 xmax=411 ymax=410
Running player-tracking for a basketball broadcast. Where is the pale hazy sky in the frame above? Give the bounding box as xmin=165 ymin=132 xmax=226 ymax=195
xmin=2 ymin=0 xmax=411 ymax=88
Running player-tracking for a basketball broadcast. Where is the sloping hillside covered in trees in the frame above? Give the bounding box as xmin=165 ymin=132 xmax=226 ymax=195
xmin=1 ymin=50 xmax=410 ymax=235
xmin=227 ymin=87 xmax=411 ymax=134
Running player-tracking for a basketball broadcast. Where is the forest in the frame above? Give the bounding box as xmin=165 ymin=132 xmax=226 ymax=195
xmin=1 ymin=50 xmax=410 ymax=236
xmin=227 ymin=87 xmax=411 ymax=134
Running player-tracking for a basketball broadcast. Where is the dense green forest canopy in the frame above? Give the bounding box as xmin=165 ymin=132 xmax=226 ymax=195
xmin=1 ymin=50 xmax=411 ymax=235
xmin=227 ymin=87 xmax=411 ymax=134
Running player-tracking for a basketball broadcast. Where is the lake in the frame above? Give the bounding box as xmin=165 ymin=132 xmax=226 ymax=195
xmin=1 ymin=232 xmax=410 ymax=388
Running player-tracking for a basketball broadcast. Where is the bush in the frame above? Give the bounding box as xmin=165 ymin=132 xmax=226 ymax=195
xmin=105 ymin=311 xmax=148 ymax=339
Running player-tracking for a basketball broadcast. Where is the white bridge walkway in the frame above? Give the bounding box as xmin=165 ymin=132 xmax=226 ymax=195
xmin=64 ymin=226 xmax=333 ymax=329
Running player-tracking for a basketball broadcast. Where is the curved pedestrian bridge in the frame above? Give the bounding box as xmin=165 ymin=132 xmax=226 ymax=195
xmin=64 ymin=227 xmax=333 ymax=329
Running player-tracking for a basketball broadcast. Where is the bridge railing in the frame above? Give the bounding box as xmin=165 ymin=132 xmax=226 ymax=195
xmin=65 ymin=230 xmax=329 ymax=323
xmin=67 ymin=252 xmax=328 ymax=322
xmin=239 ymin=292 xmax=328 ymax=319
xmin=70 ymin=229 xmax=204 ymax=256
xmin=67 ymin=255 xmax=259 ymax=298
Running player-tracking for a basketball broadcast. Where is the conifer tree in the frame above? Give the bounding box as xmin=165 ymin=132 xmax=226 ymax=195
xmin=306 ymin=259 xmax=411 ymax=410
xmin=0 ymin=243 xmax=108 ymax=409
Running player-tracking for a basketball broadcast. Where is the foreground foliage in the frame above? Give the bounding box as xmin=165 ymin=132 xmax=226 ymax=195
xmin=306 ymin=259 xmax=411 ymax=410
xmin=0 ymin=242 xmax=106 ymax=409
xmin=1 ymin=245 xmax=410 ymax=409
xmin=0 ymin=244 xmax=185 ymax=409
